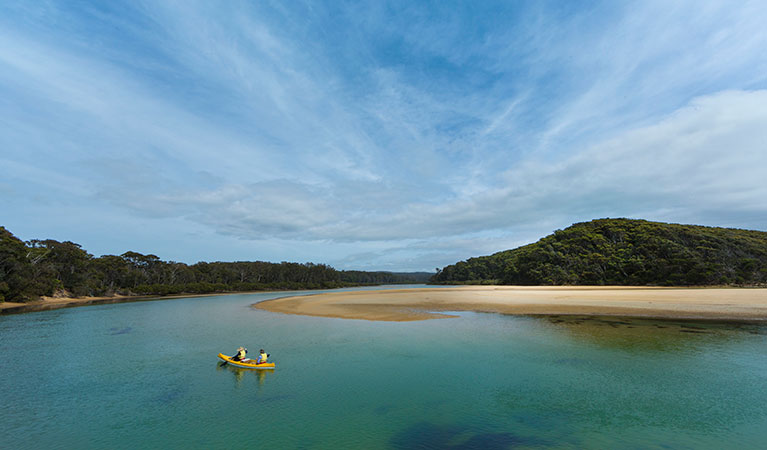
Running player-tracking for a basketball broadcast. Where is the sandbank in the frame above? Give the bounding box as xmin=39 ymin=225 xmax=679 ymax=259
xmin=253 ymin=286 xmax=767 ymax=322
xmin=1 ymin=290 xmax=270 ymax=315
xmin=0 ymin=294 xmax=170 ymax=315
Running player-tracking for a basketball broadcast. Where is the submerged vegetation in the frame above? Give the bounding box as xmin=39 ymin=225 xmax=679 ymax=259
xmin=432 ymin=219 xmax=767 ymax=286
xmin=0 ymin=226 xmax=430 ymax=302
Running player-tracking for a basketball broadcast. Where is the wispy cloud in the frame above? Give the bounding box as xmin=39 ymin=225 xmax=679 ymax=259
xmin=1 ymin=0 xmax=766 ymax=270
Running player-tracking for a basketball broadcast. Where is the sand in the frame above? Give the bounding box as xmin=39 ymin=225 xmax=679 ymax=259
xmin=0 ymin=294 xmax=141 ymax=314
xmin=1 ymin=292 xmax=245 ymax=315
xmin=253 ymin=286 xmax=767 ymax=322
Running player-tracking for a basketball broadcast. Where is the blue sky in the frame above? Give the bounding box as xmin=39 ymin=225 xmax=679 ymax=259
xmin=2 ymin=1 xmax=766 ymax=272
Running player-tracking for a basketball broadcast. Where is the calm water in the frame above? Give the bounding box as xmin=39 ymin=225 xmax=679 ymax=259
xmin=1 ymin=286 xmax=766 ymax=449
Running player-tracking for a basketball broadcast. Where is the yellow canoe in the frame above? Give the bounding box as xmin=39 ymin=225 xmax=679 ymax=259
xmin=218 ymin=353 xmax=275 ymax=369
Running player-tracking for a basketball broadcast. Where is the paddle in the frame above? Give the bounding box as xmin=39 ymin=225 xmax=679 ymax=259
xmin=220 ymin=348 xmax=250 ymax=367
xmin=219 ymin=353 xmax=239 ymax=367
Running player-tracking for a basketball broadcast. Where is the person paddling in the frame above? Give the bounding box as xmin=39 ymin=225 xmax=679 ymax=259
xmin=256 ymin=349 xmax=269 ymax=365
xmin=232 ymin=346 xmax=249 ymax=362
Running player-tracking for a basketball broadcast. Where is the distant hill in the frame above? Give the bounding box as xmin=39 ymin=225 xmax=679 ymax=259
xmin=431 ymin=219 xmax=767 ymax=286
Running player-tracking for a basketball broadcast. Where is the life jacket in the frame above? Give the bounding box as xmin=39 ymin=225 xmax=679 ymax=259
xmin=258 ymin=352 xmax=268 ymax=363
xmin=236 ymin=349 xmax=247 ymax=360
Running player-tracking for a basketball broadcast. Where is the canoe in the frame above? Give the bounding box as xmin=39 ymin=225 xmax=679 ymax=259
xmin=218 ymin=353 xmax=275 ymax=369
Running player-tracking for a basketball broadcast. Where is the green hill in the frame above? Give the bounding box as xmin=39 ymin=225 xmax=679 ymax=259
xmin=431 ymin=219 xmax=767 ymax=286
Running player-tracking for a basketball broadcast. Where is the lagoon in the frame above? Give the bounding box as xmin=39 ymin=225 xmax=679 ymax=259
xmin=1 ymin=286 xmax=766 ymax=449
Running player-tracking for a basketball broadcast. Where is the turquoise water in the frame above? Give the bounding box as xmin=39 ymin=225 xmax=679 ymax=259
xmin=2 ymin=286 xmax=766 ymax=449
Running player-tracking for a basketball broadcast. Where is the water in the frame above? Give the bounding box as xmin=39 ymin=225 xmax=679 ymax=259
xmin=1 ymin=286 xmax=766 ymax=449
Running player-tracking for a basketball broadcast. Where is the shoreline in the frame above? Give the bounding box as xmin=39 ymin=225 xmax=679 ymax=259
xmin=252 ymin=286 xmax=767 ymax=323
xmin=5 ymin=285 xmax=766 ymax=323
xmin=0 ymin=289 xmax=300 ymax=316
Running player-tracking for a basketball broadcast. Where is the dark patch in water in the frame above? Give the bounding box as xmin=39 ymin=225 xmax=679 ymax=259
xmin=374 ymin=404 xmax=395 ymax=415
xmin=553 ymin=357 xmax=586 ymax=366
xmin=109 ymin=326 xmax=132 ymax=335
xmin=460 ymin=432 xmax=534 ymax=449
xmin=389 ymin=422 xmax=544 ymax=449
xmin=423 ymin=399 xmax=447 ymax=409
xmin=154 ymin=386 xmax=186 ymax=404
xmin=680 ymin=329 xmax=707 ymax=334
xmin=293 ymin=438 xmax=318 ymax=450
xmin=510 ymin=410 xmax=570 ymax=431
xmin=256 ymin=394 xmax=295 ymax=403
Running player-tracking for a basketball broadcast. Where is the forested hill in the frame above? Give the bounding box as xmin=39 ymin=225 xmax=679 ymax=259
xmin=0 ymin=226 xmax=431 ymax=302
xmin=431 ymin=219 xmax=767 ymax=286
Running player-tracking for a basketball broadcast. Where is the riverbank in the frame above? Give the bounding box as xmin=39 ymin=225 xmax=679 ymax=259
xmin=0 ymin=284 xmax=415 ymax=316
xmin=253 ymin=286 xmax=767 ymax=322
xmin=0 ymin=290 xmax=281 ymax=315
xmin=0 ymin=293 xmax=202 ymax=315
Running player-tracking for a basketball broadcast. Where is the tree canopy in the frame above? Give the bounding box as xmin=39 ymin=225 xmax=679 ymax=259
xmin=0 ymin=226 xmax=430 ymax=302
xmin=431 ymin=219 xmax=767 ymax=286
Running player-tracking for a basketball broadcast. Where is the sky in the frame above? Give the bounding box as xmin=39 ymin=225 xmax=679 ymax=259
xmin=1 ymin=0 xmax=766 ymax=272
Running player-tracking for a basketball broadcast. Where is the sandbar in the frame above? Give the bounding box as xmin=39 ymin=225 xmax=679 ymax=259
xmin=1 ymin=291 xmax=262 ymax=315
xmin=253 ymin=286 xmax=767 ymax=322
xmin=0 ymin=294 xmax=165 ymax=315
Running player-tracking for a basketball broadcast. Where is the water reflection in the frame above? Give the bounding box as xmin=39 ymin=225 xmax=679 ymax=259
xmin=537 ymin=315 xmax=766 ymax=353
xmin=216 ymin=364 xmax=273 ymax=388
xmin=486 ymin=314 xmax=767 ymax=435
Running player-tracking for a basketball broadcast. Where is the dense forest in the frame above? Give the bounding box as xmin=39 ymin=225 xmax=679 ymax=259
xmin=432 ymin=219 xmax=767 ymax=286
xmin=0 ymin=226 xmax=430 ymax=302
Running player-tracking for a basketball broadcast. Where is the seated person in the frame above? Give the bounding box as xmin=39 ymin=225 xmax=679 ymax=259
xmin=232 ymin=347 xmax=249 ymax=362
xmin=256 ymin=349 xmax=269 ymax=364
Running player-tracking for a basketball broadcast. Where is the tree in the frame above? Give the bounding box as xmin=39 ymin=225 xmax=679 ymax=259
xmin=27 ymin=239 xmax=94 ymax=296
xmin=91 ymin=255 xmax=131 ymax=294
xmin=433 ymin=219 xmax=767 ymax=286
xmin=0 ymin=227 xmax=37 ymax=301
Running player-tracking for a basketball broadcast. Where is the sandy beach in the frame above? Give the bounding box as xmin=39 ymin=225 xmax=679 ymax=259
xmin=0 ymin=291 xmax=251 ymax=315
xmin=0 ymin=294 xmax=153 ymax=314
xmin=253 ymin=286 xmax=767 ymax=322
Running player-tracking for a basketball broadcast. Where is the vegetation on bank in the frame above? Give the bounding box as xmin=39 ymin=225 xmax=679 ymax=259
xmin=432 ymin=219 xmax=767 ymax=286
xmin=0 ymin=226 xmax=430 ymax=302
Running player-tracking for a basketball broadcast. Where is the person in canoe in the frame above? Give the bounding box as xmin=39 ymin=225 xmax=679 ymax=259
xmin=232 ymin=346 xmax=250 ymax=362
xmin=256 ymin=349 xmax=269 ymax=365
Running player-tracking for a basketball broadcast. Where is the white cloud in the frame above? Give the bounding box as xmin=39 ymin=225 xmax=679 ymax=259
xmin=2 ymin=1 xmax=767 ymax=271
xmin=119 ymin=89 xmax=766 ymax=252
